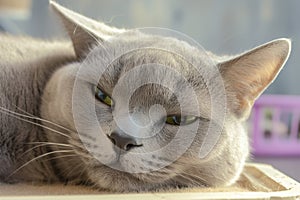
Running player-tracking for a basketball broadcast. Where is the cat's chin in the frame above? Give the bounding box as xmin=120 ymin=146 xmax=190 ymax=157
xmin=86 ymin=164 xmax=175 ymax=192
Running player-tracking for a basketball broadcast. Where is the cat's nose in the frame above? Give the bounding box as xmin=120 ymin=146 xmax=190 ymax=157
xmin=107 ymin=132 xmax=142 ymax=151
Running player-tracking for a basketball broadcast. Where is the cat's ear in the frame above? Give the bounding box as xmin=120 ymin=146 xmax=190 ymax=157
xmin=219 ymin=38 xmax=291 ymax=119
xmin=50 ymin=1 xmax=124 ymax=58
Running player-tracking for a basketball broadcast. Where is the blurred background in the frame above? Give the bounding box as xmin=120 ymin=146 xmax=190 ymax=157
xmin=1 ymin=0 xmax=300 ymax=181
xmin=0 ymin=0 xmax=299 ymax=94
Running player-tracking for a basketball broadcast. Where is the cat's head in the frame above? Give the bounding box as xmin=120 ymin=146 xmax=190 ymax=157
xmin=41 ymin=1 xmax=291 ymax=191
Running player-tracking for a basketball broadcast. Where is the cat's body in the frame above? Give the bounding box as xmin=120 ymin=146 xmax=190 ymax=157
xmin=0 ymin=1 xmax=291 ymax=192
xmin=0 ymin=35 xmax=76 ymax=181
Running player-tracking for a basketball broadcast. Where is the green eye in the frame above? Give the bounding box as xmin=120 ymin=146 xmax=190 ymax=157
xmin=166 ymin=115 xmax=198 ymax=126
xmin=94 ymin=86 xmax=113 ymax=106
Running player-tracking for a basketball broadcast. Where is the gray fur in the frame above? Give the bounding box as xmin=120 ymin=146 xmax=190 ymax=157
xmin=0 ymin=1 xmax=291 ymax=192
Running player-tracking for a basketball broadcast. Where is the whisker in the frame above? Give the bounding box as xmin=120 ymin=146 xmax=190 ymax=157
xmin=8 ymin=150 xmax=74 ymax=178
xmin=163 ymin=156 xmax=226 ymax=186
xmin=21 ymin=142 xmax=73 ymax=157
xmin=0 ymin=106 xmax=75 ymax=134
xmin=42 ymin=154 xmax=81 ymax=179
xmin=77 ymin=164 xmax=89 ymax=179
xmin=0 ymin=108 xmax=71 ymax=139
xmin=43 ymin=154 xmax=78 ymax=162
xmin=26 ymin=142 xmax=73 ymax=147
xmin=178 ymin=172 xmax=209 ymax=187
xmin=11 ymin=104 xmax=35 ymax=117
xmin=157 ymin=164 xmax=209 ymax=187
xmin=44 ymin=153 xmax=78 ymax=166
xmin=64 ymin=162 xmax=86 ymax=179
xmin=27 ymin=141 xmax=87 ymax=155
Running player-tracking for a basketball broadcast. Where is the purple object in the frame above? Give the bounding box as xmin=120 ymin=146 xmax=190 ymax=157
xmin=251 ymin=95 xmax=300 ymax=156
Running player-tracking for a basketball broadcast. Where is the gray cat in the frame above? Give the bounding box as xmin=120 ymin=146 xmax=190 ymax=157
xmin=0 ymin=1 xmax=291 ymax=192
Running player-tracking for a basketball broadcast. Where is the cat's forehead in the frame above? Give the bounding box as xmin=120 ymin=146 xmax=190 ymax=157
xmin=84 ymin=32 xmax=214 ymax=116
xmin=95 ymin=33 xmax=213 ymax=90
xmin=97 ymin=45 xmax=210 ymax=95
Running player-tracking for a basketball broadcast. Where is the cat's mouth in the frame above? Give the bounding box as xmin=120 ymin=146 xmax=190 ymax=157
xmin=90 ymin=152 xmax=170 ymax=176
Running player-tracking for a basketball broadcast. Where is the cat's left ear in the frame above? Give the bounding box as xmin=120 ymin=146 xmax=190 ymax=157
xmin=50 ymin=1 xmax=125 ymax=58
xmin=219 ymin=38 xmax=291 ymax=119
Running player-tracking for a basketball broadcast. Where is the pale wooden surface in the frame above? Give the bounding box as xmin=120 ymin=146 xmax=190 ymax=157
xmin=253 ymin=157 xmax=300 ymax=182
xmin=0 ymin=163 xmax=299 ymax=200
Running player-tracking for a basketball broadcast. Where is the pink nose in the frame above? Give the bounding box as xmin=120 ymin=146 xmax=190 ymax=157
xmin=107 ymin=132 xmax=143 ymax=151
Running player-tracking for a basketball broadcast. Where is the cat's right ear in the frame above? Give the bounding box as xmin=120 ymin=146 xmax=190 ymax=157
xmin=50 ymin=1 xmax=125 ymax=58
